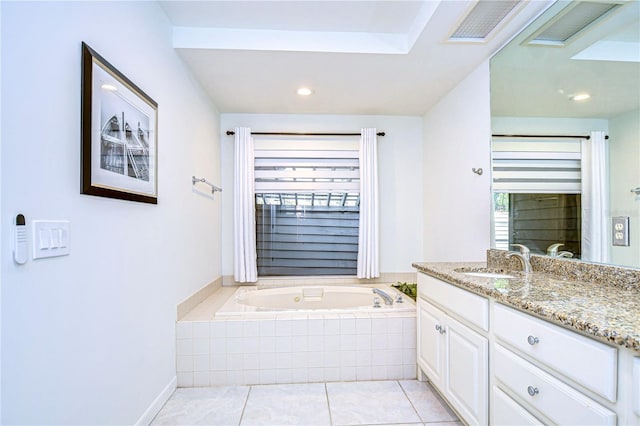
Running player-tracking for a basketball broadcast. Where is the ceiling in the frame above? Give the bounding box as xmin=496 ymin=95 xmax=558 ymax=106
xmin=159 ymin=0 xmax=553 ymax=115
xmin=491 ymin=0 xmax=640 ymax=118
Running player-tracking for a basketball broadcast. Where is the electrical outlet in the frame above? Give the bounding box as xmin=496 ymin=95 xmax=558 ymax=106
xmin=612 ymin=216 xmax=630 ymax=247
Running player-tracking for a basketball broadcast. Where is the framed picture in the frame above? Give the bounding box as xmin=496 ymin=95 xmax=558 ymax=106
xmin=81 ymin=42 xmax=158 ymax=204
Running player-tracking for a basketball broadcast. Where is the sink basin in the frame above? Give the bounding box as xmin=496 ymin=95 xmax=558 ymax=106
xmin=462 ymin=271 xmax=515 ymax=279
xmin=454 ymin=268 xmax=515 ymax=279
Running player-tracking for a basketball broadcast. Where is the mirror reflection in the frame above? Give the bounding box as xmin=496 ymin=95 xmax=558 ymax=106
xmin=490 ymin=0 xmax=640 ymax=268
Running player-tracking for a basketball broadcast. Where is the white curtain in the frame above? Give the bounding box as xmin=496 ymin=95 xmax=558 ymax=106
xmin=357 ymin=128 xmax=380 ymax=279
xmin=234 ymin=127 xmax=258 ymax=282
xmin=581 ymin=131 xmax=609 ymax=263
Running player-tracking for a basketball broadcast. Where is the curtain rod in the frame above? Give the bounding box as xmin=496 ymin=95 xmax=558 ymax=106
xmin=492 ymin=134 xmax=609 ymax=140
xmin=226 ymin=130 xmax=385 ymax=137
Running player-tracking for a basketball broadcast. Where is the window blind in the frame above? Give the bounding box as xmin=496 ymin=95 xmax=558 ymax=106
xmin=492 ymin=138 xmax=582 ymax=193
xmin=254 ymin=137 xmax=359 ymax=193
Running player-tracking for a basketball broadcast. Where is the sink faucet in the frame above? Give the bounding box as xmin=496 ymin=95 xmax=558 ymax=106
xmin=507 ymin=253 xmax=533 ymax=273
xmin=372 ymin=288 xmax=393 ymax=305
xmin=546 ymin=243 xmax=573 ymax=258
xmin=509 ymin=244 xmax=532 ymax=273
xmin=557 ymin=251 xmax=574 ymax=258
xmin=546 ymin=243 xmax=564 ymax=257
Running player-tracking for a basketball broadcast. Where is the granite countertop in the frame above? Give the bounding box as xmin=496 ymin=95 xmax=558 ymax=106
xmin=412 ymin=261 xmax=640 ymax=353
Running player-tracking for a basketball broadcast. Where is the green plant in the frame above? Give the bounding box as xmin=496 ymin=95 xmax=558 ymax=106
xmin=392 ymin=282 xmax=417 ymax=301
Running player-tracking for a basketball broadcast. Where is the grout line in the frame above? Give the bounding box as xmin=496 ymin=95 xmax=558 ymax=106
xmin=324 ymin=382 xmax=334 ymax=426
xmin=397 ymin=379 xmax=424 ymax=424
xmin=237 ymin=385 xmax=253 ymax=426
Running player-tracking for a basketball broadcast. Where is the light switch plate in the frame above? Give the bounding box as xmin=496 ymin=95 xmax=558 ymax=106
xmin=612 ymin=216 xmax=630 ymax=247
xmin=32 ymin=220 xmax=70 ymax=259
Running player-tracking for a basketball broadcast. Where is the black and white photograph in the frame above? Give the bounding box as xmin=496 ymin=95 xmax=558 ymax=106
xmin=99 ymin=91 xmax=151 ymax=182
xmin=81 ymin=42 xmax=158 ymax=204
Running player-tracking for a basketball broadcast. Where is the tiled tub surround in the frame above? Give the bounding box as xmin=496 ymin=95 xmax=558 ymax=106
xmin=176 ymin=285 xmax=417 ymax=387
xmin=412 ymin=252 xmax=640 ymax=352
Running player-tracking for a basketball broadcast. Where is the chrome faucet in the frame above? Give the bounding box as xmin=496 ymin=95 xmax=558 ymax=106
xmin=508 ymin=253 xmax=533 ymax=273
xmin=372 ymin=288 xmax=393 ymax=305
xmin=557 ymin=251 xmax=574 ymax=258
xmin=546 ymin=243 xmax=564 ymax=257
xmin=508 ymin=244 xmax=533 ymax=273
xmin=546 ymin=243 xmax=573 ymax=258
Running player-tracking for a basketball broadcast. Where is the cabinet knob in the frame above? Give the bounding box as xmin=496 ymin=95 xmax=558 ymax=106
xmin=527 ymin=386 xmax=539 ymax=397
xmin=435 ymin=324 xmax=441 ymax=332
xmin=439 ymin=327 xmax=446 ymax=335
xmin=527 ymin=335 xmax=540 ymax=345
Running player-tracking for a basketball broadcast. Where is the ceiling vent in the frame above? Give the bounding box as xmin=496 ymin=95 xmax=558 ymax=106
xmin=526 ymin=1 xmax=623 ymax=47
xmin=448 ymin=0 xmax=521 ymax=42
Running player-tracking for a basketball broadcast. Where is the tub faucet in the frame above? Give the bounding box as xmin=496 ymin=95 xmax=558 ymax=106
xmin=372 ymin=288 xmax=393 ymax=305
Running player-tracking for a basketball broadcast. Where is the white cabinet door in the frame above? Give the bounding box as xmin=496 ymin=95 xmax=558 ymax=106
xmin=417 ymin=298 xmax=445 ymax=388
xmin=445 ymin=314 xmax=488 ymax=426
xmin=417 ymin=297 xmax=488 ymax=426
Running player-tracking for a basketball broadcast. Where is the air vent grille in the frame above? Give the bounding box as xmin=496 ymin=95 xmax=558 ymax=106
xmin=528 ymin=2 xmax=621 ymax=46
xmin=449 ymin=0 xmax=521 ymax=41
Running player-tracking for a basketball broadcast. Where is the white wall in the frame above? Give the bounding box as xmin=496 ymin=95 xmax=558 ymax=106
xmin=1 ymin=2 xmax=221 ymax=424
xmin=609 ymin=109 xmax=640 ymax=267
xmin=220 ymin=114 xmax=424 ymax=277
xmin=491 ymin=116 xmax=608 ymax=135
xmin=422 ymin=62 xmax=492 ymax=262
xmin=0 ymin=2 xmax=3 ymax=420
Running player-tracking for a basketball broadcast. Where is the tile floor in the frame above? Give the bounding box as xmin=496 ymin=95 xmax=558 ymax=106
xmin=152 ymin=380 xmax=461 ymax=426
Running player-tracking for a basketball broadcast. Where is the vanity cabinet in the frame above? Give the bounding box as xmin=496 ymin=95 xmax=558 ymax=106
xmin=416 ymin=264 xmax=639 ymax=424
xmin=417 ymin=273 xmax=489 ymax=425
xmin=492 ymin=303 xmax=617 ymax=425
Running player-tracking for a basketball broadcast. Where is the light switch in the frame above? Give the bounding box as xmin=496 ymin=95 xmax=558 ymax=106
xmin=39 ymin=229 xmax=50 ymax=250
xmin=33 ymin=220 xmax=70 ymax=259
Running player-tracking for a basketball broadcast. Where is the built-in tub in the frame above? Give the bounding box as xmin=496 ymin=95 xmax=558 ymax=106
xmin=176 ymin=284 xmax=417 ymax=387
xmin=216 ymin=284 xmax=414 ymax=316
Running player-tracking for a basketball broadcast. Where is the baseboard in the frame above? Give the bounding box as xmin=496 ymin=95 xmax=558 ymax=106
xmin=135 ymin=376 xmax=177 ymax=426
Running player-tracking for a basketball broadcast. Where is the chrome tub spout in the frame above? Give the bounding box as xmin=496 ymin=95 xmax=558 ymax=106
xmin=372 ymin=288 xmax=393 ymax=305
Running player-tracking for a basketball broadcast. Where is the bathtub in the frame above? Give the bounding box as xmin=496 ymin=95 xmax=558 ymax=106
xmin=176 ymin=283 xmax=417 ymax=387
xmin=216 ymin=284 xmax=415 ymax=317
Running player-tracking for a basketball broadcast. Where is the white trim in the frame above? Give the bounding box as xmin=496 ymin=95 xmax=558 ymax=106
xmin=135 ymin=376 xmax=176 ymax=426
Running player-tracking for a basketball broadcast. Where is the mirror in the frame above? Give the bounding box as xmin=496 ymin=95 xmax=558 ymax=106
xmin=490 ymin=0 xmax=640 ymax=268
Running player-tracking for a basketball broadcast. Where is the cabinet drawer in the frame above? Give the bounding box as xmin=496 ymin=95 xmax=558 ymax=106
xmin=494 ymin=344 xmax=616 ymax=425
xmin=491 ymin=385 xmax=543 ymax=426
xmin=418 ymin=273 xmax=489 ymax=331
xmin=494 ymin=303 xmax=617 ymax=401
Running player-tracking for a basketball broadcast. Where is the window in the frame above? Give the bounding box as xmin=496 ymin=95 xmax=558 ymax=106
xmin=492 ymin=137 xmax=582 ymax=257
xmin=254 ymin=136 xmax=360 ymax=276
xmin=494 ymin=192 xmax=581 ymax=257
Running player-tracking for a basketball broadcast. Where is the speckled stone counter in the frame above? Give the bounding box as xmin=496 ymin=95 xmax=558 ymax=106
xmin=412 ymin=259 xmax=640 ymax=353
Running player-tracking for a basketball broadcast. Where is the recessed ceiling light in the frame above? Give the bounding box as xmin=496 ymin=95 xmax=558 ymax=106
xmin=101 ymin=83 xmax=118 ymax=91
xmin=297 ymin=87 xmax=313 ymax=96
xmin=571 ymin=93 xmax=591 ymax=101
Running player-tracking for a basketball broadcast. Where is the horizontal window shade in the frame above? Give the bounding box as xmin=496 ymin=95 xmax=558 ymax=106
xmin=492 ymin=138 xmax=582 ymax=193
xmin=256 ymin=204 xmax=359 ymax=276
xmin=254 ymin=136 xmax=360 ymax=193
